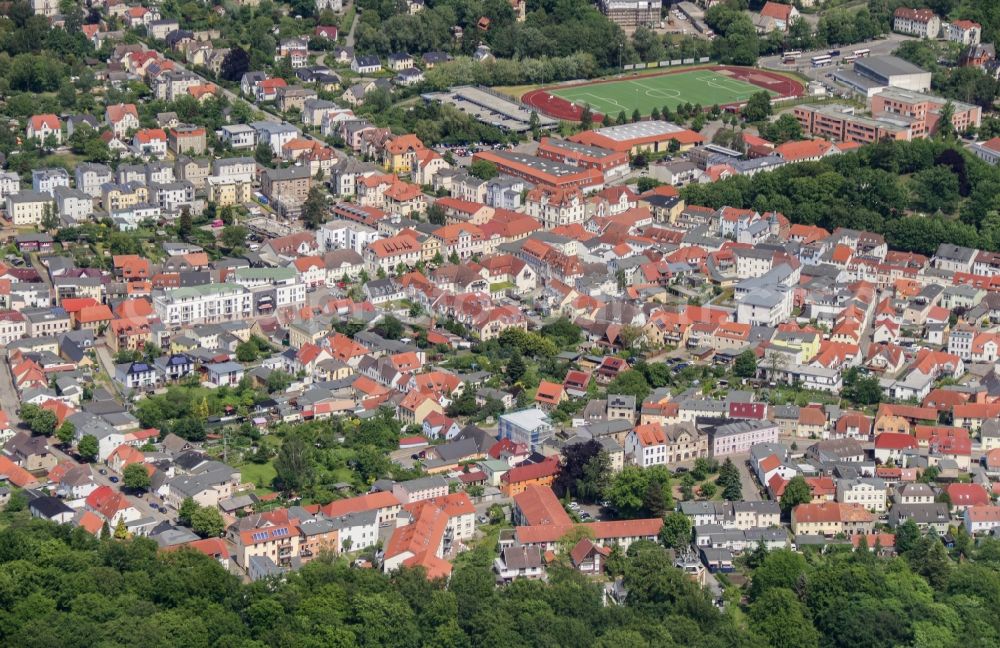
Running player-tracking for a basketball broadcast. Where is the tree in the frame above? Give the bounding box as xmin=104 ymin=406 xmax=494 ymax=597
xmin=505 ymin=349 xmax=526 ymax=384
xmin=378 ymin=315 xmax=404 ymax=340
xmin=178 ymin=208 xmax=193 ymax=242
xmin=759 ymin=114 xmax=803 ymax=144
xmin=254 ymin=141 xmax=273 ymax=166
xmin=554 ymin=440 xmax=609 ymax=503
xmin=427 ymin=203 xmax=446 ymax=225
xmin=716 ymin=458 xmax=742 ymax=500
xmin=266 ymin=369 xmax=293 ymax=393
xmin=274 ymin=436 xmax=315 ymax=493
xmin=779 ymin=475 xmax=812 ymax=513
xmin=302 ymin=186 xmax=327 ymax=229
xmin=122 ymin=463 xmax=151 ymax=492
xmin=911 ymin=165 xmax=960 ymax=214
xmin=220 ymin=225 xmax=248 ymax=249
xmin=191 ymin=505 xmax=224 ymax=538
xmin=56 ymin=421 xmax=76 ymax=446
xmin=178 ymin=496 xmax=199 ymax=526
xmin=220 ymin=46 xmax=251 ymax=82
xmin=607 ymin=466 xmax=671 ymax=518
xmin=579 ymin=104 xmax=593 ymax=130
xmin=113 ymin=518 xmax=129 ymax=540
xmin=631 ymin=108 xmax=641 ymax=123
xmin=605 ymin=370 xmax=650 ymax=404
xmin=78 ymin=434 xmax=98 ymax=461
xmin=733 ymin=349 xmax=758 ymax=378
xmin=748 ymin=588 xmax=820 ymax=648
xmin=895 ymin=518 xmax=921 ymax=554
xmin=469 ymin=159 xmax=498 ymax=180
xmin=741 ymin=91 xmax=773 ymax=123
xmin=659 ymin=511 xmax=692 ymax=549
xmin=25 ymin=408 xmax=57 ymax=436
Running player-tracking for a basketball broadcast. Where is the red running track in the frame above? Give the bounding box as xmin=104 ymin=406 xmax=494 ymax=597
xmin=522 ymin=65 xmax=805 ymax=122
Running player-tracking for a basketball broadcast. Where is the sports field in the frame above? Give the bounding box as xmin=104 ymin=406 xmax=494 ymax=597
xmin=549 ymin=68 xmax=774 ymax=116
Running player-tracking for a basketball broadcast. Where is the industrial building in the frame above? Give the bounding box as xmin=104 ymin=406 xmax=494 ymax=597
xmin=833 ymin=55 xmax=932 ymax=97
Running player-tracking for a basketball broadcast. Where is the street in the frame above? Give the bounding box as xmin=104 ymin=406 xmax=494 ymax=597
xmin=758 ymin=33 xmax=918 ymax=86
xmin=46 ymin=437 xmax=171 ymax=523
xmin=0 ymin=356 xmax=21 ymax=425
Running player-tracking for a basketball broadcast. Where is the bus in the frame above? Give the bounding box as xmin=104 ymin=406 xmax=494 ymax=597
xmin=843 ymin=55 xmax=859 ymax=63
xmin=853 ymin=48 xmax=871 ymax=57
xmin=811 ymin=55 xmax=832 ymax=67
xmin=782 ymin=50 xmax=802 ymax=59
xmin=828 ymin=49 xmax=841 ymax=57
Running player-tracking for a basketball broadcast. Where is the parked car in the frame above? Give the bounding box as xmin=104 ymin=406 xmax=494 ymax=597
xmin=109 ymin=476 xmax=119 ymax=483
xmin=99 ymin=469 xmax=107 ymax=475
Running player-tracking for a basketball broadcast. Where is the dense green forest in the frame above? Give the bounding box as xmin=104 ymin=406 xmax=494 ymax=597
xmin=3 ymin=514 xmax=1000 ymax=648
xmin=681 ymin=138 xmax=1000 ymax=256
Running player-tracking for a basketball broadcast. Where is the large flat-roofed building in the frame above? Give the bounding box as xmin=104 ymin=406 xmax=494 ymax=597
xmin=422 ymin=86 xmax=557 ymax=133
xmin=869 ymin=88 xmax=981 ymax=138
xmin=793 ymin=104 xmax=913 ymax=144
xmin=569 ymin=120 xmax=705 ymax=155
xmin=535 ymin=137 xmax=630 ymax=180
xmin=598 ymin=0 xmax=660 ymax=27
xmin=833 ymin=55 xmax=932 ymax=97
xmin=152 ymin=283 xmax=253 ymax=327
xmin=471 ymin=150 xmax=604 ymax=192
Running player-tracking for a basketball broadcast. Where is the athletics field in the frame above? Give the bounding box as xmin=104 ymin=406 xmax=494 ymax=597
xmin=521 ymin=66 xmax=804 ymax=122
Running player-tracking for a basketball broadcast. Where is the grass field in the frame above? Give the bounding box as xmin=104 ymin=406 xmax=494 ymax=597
xmin=549 ymin=69 xmax=776 ymax=116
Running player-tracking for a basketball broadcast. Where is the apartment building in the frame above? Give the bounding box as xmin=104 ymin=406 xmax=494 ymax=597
xmin=206 ymin=176 xmax=253 ymax=207
xmin=75 ymin=163 xmax=113 ymax=197
xmin=870 ymin=88 xmax=982 ymax=138
xmin=893 ymin=7 xmax=940 ymax=38
xmin=261 ymin=165 xmax=311 ymax=214
xmin=152 ymin=283 xmax=253 ymax=327
xmin=793 ymin=104 xmax=912 ymax=144
xmin=524 ymin=185 xmax=585 ymax=230
xmin=6 ymin=191 xmax=54 ymax=226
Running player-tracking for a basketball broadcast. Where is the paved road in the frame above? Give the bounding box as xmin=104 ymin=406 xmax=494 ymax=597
xmin=734 ymin=454 xmax=763 ymax=501
xmin=758 ymin=33 xmax=917 ymax=74
xmin=29 ymin=252 xmax=53 ymax=293
xmin=93 ymin=343 xmax=126 ymax=400
xmin=47 ymin=442 xmax=169 ymax=520
xmin=346 ymin=5 xmax=359 ymax=48
xmin=0 ymin=357 xmax=22 ymax=426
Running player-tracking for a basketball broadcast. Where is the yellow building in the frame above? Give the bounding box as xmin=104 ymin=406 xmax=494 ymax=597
xmin=103 ymin=183 xmax=149 ymax=211
xmin=206 ymin=177 xmax=252 ymax=207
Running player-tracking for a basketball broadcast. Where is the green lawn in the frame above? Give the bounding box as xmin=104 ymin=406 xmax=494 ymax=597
xmin=490 ymin=281 xmax=514 ymax=293
xmin=550 ymin=69 xmax=775 ymax=116
xmin=238 ymin=461 xmax=277 ymax=491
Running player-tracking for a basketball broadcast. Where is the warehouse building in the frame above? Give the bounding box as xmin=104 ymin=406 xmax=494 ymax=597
xmin=833 ymin=55 xmax=932 ymax=97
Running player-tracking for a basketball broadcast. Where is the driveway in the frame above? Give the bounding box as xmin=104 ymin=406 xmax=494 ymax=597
xmin=0 ymin=357 xmax=22 ymax=425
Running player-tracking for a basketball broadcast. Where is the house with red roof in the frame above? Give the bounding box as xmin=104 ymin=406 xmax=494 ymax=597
xmin=946 ymin=483 xmax=989 ymax=511
xmin=105 ymin=103 xmax=140 ymax=138
xmin=422 ymin=411 xmax=461 ymax=441
xmin=85 ymin=485 xmax=141 ymax=526
xmin=500 ymin=456 xmax=561 ymax=496
xmin=774 ymin=139 xmax=840 ymax=163
xmin=397 ymin=389 xmax=444 ymax=426
xmin=133 ymin=128 xmax=168 ymax=159
xmin=27 ymin=114 xmax=61 ymax=144
xmin=757 ymin=1 xmax=799 ymax=31
xmin=874 ymin=432 xmax=919 ymax=463
xmin=383 ymin=493 xmax=476 ymax=580
xmin=534 ymin=380 xmax=566 ymax=411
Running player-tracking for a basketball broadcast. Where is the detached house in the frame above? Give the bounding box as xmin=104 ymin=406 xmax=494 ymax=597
xmin=27 ymin=114 xmax=61 ymax=144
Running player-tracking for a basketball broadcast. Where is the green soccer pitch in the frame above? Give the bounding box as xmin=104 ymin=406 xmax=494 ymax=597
xmin=548 ymin=69 xmax=776 ymax=116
